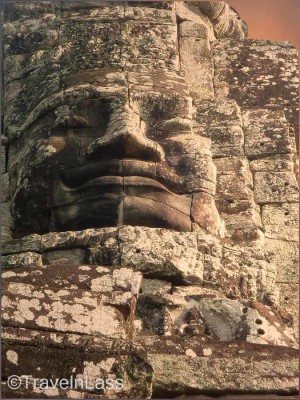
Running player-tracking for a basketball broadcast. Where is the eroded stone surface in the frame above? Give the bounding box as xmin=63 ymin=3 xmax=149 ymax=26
xmin=137 ymin=336 xmax=298 ymax=397
xmin=1 ymin=202 xmax=13 ymax=243
xmin=2 ymin=264 xmax=142 ymax=339
xmin=262 ymin=203 xmax=298 ymax=242
xmin=265 ymin=239 xmax=299 ymax=283
xmin=2 ymin=252 xmax=42 ymax=269
xmin=2 ymin=327 xmax=153 ymax=399
xmin=1 ymin=0 xmax=299 ymax=398
xmin=119 ymin=226 xmax=204 ymax=284
xmin=136 ymin=288 xmax=296 ymax=347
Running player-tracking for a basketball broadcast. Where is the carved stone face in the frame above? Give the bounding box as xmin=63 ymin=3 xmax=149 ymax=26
xmin=9 ymin=70 xmax=218 ymax=236
xmin=2 ymin=1 xmax=299 ymax=381
xmin=4 ymin=1 xmax=250 ymax=238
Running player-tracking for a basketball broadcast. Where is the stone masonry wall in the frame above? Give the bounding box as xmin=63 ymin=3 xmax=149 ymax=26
xmin=176 ymin=2 xmax=299 ymax=342
xmin=1 ymin=1 xmax=299 ymax=398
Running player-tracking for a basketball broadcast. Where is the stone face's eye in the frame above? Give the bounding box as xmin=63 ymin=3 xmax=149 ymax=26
xmin=71 ymin=99 xmax=110 ymax=131
xmin=58 ymin=99 xmax=112 ymax=158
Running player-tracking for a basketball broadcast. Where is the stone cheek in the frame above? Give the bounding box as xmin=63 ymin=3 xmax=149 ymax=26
xmin=191 ymin=192 xmax=225 ymax=237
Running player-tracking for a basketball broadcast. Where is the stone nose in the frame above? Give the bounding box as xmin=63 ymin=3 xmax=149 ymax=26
xmin=88 ymin=104 xmax=165 ymax=162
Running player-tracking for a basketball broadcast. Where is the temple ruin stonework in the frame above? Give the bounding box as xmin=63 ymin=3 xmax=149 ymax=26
xmin=1 ymin=1 xmax=299 ymax=399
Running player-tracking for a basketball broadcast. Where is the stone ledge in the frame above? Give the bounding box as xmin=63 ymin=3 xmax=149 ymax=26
xmin=2 ymin=227 xmax=277 ymax=301
xmin=2 ymin=327 xmax=152 ymax=399
xmin=2 ymin=265 xmax=142 ymax=340
xmin=137 ymin=336 xmax=299 ymax=398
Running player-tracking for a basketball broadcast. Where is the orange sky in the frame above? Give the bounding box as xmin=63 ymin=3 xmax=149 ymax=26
xmin=226 ymin=0 xmax=300 ymax=54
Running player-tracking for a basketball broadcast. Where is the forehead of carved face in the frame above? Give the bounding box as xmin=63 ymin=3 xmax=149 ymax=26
xmin=8 ymin=71 xmax=217 ymax=236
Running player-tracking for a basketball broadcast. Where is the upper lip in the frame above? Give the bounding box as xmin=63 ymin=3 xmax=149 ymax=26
xmin=59 ymin=159 xmax=187 ymax=194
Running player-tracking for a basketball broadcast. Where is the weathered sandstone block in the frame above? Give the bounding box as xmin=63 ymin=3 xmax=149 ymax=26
xmin=265 ymin=239 xmax=299 ymax=283
xmin=2 ymin=264 xmax=142 ymax=339
xmin=136 ymin=290 xmax=296 ymax=347
xmin=2 ymin=327 xmax=153 ymax=399
xmin=119 ymin=226 xmax=204 ymax=284
xmin=254 ymin=172 xmax=298 ymax=204
xmin=137 ymin=336 xmax=298 ymax=397
xmin=1 ymin=0 xmax=299 ymax=397
xmin=1 ymin=145 xmax=6 ymax=174
xmin=242 ymin=109 xmax=292 ymax=158
xmin=179 ymin=21 xmax=214 ymax=100
xmin=1 ymin=173 xmax=9 ymax=202
xmin=212 ymin=39 xmax=299 ymax=137
xmin=250 ymin=155 xmax=294 ymax=173
xmin=2 ymin=251 xmax=42 ymax=269
xmin=1 ymin=202 xmax=13 ymax=243
xmin=262 ymin=203 xmax=298 ymax=242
